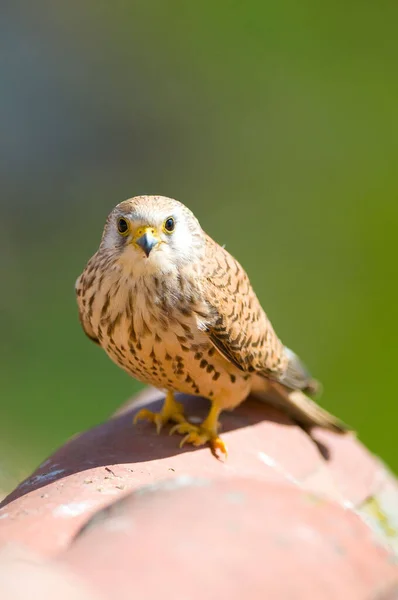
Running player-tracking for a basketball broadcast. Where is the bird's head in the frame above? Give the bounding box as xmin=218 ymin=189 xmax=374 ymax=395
xmin=99 ymin=195 xmax=205 ymax=277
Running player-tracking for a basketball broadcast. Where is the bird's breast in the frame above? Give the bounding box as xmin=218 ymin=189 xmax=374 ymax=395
xmin=87 ymin=277 xmax=249 ymax=403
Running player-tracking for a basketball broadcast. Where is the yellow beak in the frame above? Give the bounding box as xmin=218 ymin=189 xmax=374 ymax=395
xmin=132 ymin=226 xmax=160 ymax=257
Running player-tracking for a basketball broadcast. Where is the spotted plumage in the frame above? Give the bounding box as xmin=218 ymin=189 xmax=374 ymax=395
xmin=76 ymin=195 xmax=348 ymax=456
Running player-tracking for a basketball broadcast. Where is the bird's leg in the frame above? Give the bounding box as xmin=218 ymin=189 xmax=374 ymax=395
xmin=133 ymin=391 xmax=186 ymax=434
xmin=170 ymin=401 xmax=227 ymax=457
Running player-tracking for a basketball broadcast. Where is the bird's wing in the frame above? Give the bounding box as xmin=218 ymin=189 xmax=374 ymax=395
xmin=200 ymin=235 xmax=317 ymax=392
xmin=200 ymin=235 xmax=287 ymax=378
xmin=75 ymin=274 xmax=100 ymax=345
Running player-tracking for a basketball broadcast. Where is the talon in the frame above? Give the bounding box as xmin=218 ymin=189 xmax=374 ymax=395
xmin=211 ymin=437 xmax=228 ymax=458
xmin=179 ymin=430 xmax=204 ymax=448
xmin=133 ymin=408 xmax=156 ymax=425
xmin=135 ymin=395 xmax=228 ymax=458
xmin=155 ymin=417 xmax=163 ymax=435
xmin=133 ymin=409 xmax=163 ymax=434
xmin=169 ymin=422 xmax=194 ymax=436
xmin=133 ymin=393 xmax=187 ymax=434
xmin=179 ymin=434 xmax=187 ymax=448
xmin=171 ymin=420 xmax=227 ymax=457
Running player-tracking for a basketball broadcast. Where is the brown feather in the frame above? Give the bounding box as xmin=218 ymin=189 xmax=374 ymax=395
xmin=199 ymin=237 xmax=353 ymax=434
xmin=258 ymin=381 xmax=351 ymax=434
xmin=75 ymin=274 xmax=100 ymax=345
xmin=201 ymin=235 xmax=289 ymax=379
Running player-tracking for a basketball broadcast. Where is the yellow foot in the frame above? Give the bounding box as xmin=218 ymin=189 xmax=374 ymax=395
xmin=169 ymin=422 xmax=228 ymax=458
xmin=133 ymin=392 xmax=186 ymax=434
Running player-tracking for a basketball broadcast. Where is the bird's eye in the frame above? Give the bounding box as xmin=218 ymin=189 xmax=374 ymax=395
xmin=117 ymin=218 xmax=129 ymax=235
xmin=163 ymin=217 xmax=175 ymax=233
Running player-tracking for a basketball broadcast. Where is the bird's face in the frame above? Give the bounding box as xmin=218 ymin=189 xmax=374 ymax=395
xmin=100 ymin=196 xmax=205 ymax=277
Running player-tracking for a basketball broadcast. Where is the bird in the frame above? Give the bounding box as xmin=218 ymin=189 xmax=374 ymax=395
xmin=75 ymin=195 xmax=349 ymax=457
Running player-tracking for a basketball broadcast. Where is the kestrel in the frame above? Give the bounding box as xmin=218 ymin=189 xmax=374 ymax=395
xmin=75 ymin=195 xmax=348 ymax=456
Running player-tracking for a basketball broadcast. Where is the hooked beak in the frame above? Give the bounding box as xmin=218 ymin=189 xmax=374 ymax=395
xmin=133 ymin=227 xmax=160 ymax=257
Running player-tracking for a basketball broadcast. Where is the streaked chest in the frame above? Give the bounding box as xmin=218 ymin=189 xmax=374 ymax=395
xmin=87 ymin=269 xmax=215 ymax=388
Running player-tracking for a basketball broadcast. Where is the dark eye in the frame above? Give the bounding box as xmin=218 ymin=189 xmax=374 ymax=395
xmin=117 ymin=218 xmax=129 ymax=235
xmin=164 ymin=217 xmax=175 ymax=233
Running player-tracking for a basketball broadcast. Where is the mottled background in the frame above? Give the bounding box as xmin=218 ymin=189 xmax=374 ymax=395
xmin=1 ymin=1 xmax=397 ymax=490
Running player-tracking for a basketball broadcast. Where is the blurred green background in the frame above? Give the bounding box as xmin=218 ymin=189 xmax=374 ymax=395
xmin=1 ymin=1 xmax=397 ymax=491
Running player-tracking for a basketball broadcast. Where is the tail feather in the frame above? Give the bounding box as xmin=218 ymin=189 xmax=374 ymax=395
xmin=278 ymin=347 xmax=322 ymax=397
xmin=253 ymin=380 xmax=351 ymax=434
